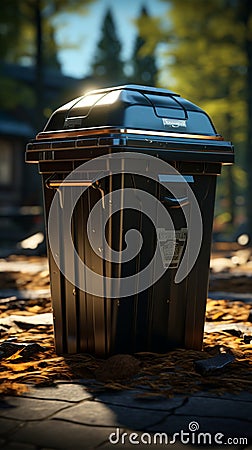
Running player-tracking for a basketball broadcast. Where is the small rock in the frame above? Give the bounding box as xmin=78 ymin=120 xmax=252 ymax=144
xmin=247 ymin=310 xmax=252 ymax=323
xmin=0 ymin=342 xmax=23 ymax=358
xmin=20 ymin=343 xmax=46 ymax=359
xmin=0 ymin=341 xmax=46 ymax=360
xmin=0 ymin=313 xmax=53 ymax=330
xmin=194 ymin=353 xmax=235 ymax=376
xmin=210 ymin=258 xmax=234 ymax=273
xmin=243 ymin=334 xmax=252 ymax=344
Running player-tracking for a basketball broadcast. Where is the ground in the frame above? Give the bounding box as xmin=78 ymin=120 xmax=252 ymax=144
xmin=0 ymin=245 xmax=251 ymax=449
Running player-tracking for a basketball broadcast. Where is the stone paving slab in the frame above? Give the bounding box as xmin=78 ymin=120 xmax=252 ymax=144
xmin=100 ymin=439 xmax=246 ymax=450
xmin=100 ymin=432 xmax=197 ymax=450
xmin=97 ymin=428 xmax=246 ymax=450
xmin=23 ymin=382 xmax=92 ymax=403
xmin=192 ymin=391 xmax=252 ymax=402
xmin=0 ymin=418 xmax=22 ymax=436
xmin=94 ymin=389 xmax=186 ymax=411
xmin=175 ymin=396 xmax=252 ymax=421
xmin=0 ymin=289 xmax=51 ymax=300
xmin=0 ymin=312 xmax=53 ymax=327
xmin=53 ymin=399 xmax=169 ymax=430
xmin=0 ymin=397 xmax=71 ymax=421
xmin=149 ymin=415 xmax=251 ymax=440
xmin=0 ymin=259 xmax=48 ymax=273
xmin=8 ymin=419 xmax=114 ymax=450
xmin=0 ymin=441 xmax=37 ymax=450
xmin=0 ymin=388 xmax=251 ymax=449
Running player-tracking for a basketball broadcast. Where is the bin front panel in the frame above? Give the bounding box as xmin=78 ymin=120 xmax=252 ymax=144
xmin=42 ymin=156 xmax=217 ymax=356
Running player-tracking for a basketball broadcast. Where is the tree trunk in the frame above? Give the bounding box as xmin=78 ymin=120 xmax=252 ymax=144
xmin=225 ymin=111 xmax=235 ymax=225
xmin=241 ymin=0 xmax=252 ymax=233
xmin=226 ymin=165 xmax=235 ymax=225
xmin=34 ymin=0 xmax=44 ymax=132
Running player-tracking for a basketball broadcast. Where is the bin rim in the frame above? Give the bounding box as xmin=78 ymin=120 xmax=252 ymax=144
xmin=36 ymin=126 xmax=224 ymax=141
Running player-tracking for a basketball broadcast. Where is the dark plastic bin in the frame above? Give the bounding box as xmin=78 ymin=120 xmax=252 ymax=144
xmin=26 ymin=84 xmax=234 ymax=356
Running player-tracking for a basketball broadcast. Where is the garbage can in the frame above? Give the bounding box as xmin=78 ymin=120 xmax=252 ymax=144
xmin=26 ymin=84 xmax=234 ymax=356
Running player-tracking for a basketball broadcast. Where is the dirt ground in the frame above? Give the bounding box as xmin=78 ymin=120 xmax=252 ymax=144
xmin=0 ymin=249 xmax=251 ymax=398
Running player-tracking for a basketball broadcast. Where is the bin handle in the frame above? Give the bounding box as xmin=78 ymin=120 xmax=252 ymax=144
xmin=162 ymin=196 xmax=189 ymax=208
xmin=45 ymin=177 xmax=106 ymax=209
xmin=46 ymin=179 xmax=93 ymax=188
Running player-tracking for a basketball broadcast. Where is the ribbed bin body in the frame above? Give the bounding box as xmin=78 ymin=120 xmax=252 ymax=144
xmin=26 ymin=85 xmax=234 ymax=356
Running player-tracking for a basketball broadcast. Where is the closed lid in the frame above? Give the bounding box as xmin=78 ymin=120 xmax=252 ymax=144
xmin=42 ymin=84 xmax=217 ymax=137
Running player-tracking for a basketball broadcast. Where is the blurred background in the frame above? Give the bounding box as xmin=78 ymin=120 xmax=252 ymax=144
xmin=0 ymin=0 xmax=251 ymax=255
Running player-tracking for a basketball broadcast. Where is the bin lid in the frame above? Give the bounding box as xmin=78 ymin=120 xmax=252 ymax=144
xmin=26 ymin=84 xmax=234 ymax=165
xmin=40 ymin=84 xmax=217 ymax=137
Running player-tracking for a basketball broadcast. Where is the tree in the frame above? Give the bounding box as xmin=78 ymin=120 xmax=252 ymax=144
xmin=238 ymin=0 xmax=252 ymax=235
xmin=0 ymin=0 xmax=94 ymax=130
xmin=135 ymin=0 xmax=252 ymax=232
xmin=0 ymin=0 xmax=93 ymax=64
xmin=43 ymin=23 xmax=61 ymax=71
xmin=90 ymin=8 xmax=125 ymax=85
xmin=0 ymin=0 xmax=23 ymax=63
xmin=130 ymin=6 xmax=158 ymax=86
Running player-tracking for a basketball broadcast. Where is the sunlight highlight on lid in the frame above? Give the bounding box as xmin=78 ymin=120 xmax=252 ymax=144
xmin=76 ymin=90 xmax=121 ymax=108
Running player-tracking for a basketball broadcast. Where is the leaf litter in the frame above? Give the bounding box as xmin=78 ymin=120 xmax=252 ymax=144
xmin=0 ymin=256 xmax=251 ymax=398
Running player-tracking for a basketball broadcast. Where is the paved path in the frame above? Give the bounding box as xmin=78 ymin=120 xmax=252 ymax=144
xmin=0 ymin=256 xmax=251 ymax=449
xmin=0 ymin=382 xmax=251 ymax=449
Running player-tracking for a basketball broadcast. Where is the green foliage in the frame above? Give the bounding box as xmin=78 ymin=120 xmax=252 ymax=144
xmin=155 ymin=1 xmax=247 ymax=141
xmin=0 ymin=0 xmax=94 ymax=128
xmin=135 ymin=0 xmax=250 ymax=140
xmin=91 ymin=8 xmax=125 ymax=85
xmin=0 ymin=78 xmax=35 ymax=110
xmin=136 ymin=0 xmax=252 ymax=228
xmin=0 ymin=0 xmax=93 ymax=67
xmin=130 ymin=6 xmax=158 ymax=86
xmin=42 ymin=23 xmax=61 ymax=71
